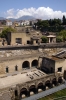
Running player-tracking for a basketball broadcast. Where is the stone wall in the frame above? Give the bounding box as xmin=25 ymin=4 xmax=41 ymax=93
xmin=0 ymin=47 xmax=65 ymax=74
xmin=0 ymin=90 xmax=12 ymax=100
xmin=41 ymin=57 xmax=55 ymax=73
xmin=11 ymin=32 xmax=30 ymax=45
xmin=0 ymin=72 xmax=63 ymax=100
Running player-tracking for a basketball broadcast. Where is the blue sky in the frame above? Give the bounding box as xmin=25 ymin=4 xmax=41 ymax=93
xmin=0 ymin=0 xmax=66 ymax=19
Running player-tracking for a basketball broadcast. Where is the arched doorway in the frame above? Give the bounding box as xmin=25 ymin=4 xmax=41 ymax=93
xmin=29 ymin=85 xmax=36 ymax=95
xmin=37 ymin=83 xmax=44 ymax=92
xmin=31 ymin=60 xmax=38 ymax=67
xmin=45 ymin=80 xmax=51 ymax=89
xmin=20 ymin=88 xmax=28 ymax=99
xmin=22 ymin=61 xmax=30 ymax=69
xmin=58 ymin=77 xmax=63 ymax=84
xmin=52 ymin=78 xmax=57 ymax=86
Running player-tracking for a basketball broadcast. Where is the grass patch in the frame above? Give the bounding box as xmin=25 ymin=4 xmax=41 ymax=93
xmin=38 ymin=88 xmax=66 ymax=100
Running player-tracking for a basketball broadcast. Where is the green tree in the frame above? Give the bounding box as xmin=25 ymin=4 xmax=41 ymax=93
xmin=37 ymin=20 xmax=49 ymax=31
xmin=62 ymin=15 xmax=66 ymax=25
xmin=58 ymin=30 xmax=66 ymax=41
xmin=1 ymin=27 xmax=15 ymax=39
xmin=41 ymin=36 xmax=48 ymax=43
xmin=56 ymin=36 xmax=63 ymax=42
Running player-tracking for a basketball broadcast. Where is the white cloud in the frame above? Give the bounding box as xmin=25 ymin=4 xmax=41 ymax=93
xmin=6 ymin=9 xmax=15 ymax=18
xmin=6 ymin=7 xmax=66 ymax=19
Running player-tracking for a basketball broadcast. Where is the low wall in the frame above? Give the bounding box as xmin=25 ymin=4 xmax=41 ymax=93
xmin=0 ymin=42 xmax=66 ymax=50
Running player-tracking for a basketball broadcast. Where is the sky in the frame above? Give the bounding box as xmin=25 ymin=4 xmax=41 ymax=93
xmin=0 ymin=0 xmax=66 ymax=19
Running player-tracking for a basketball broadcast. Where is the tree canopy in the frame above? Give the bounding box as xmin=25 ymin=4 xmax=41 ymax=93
xmin=62 ymin=15 xmax=66 ymax=25
xmin=58 ymin=30 xmax=66 ymax=41
xmin=56 ymin=36 xmax=63 ymax=43
xmin=34 ymin=16 xmax=66 ymax=32
xmin=41 ymin=36 xmax=48 ymax=43
xmin=1 ymin=27 xmax=15 ymax=39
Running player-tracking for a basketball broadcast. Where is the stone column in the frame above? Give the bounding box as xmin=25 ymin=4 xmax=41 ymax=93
xmin=30 ymin=62 xmax=32 ymax=69
xmin=38 ymin=57 xmax=42 ymax=69
xmin=16 ymin=86 xmax=20 ymax=99
xmin=49 ymin=38 xmax=50 ymax=43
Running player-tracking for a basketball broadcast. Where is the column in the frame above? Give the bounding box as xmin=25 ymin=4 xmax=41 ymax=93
xmin=49 ymin=38 xmax=50 ymax=43
xmin=30 ymin=62 xmax=32 ymax=69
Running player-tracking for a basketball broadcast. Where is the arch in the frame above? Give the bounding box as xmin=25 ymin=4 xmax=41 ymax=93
xmin=37 ymin=82 xmax=44 ymax=91
xmin=52 ymin=78 xmax=57 ymax=86
xmin=22 ymin=61 xmax=30 ymax=69
xmin=31 ymin=59 xmax=38 ymax=67
xmin=58 ymin=77 xmax=63 ymax=84
xmin=45 ymin=80 xmax=51 ymax=88
xmin=20 ymin=88 xmax=28 ymax=99
xmin=29 ymin=85 xmax=36 ymax=94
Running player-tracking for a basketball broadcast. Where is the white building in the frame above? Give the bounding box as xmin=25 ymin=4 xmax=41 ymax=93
xmin=6 ymin=20 xmax=12 ymax=26
xmin=20 ymin=20 xmax=30 ymax=26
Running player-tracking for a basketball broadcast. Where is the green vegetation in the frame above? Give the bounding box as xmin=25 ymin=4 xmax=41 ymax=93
xmin=38 ymin=88 xmax=66 ymax=100
xmin=0 ymin=27 xmax=15 ymax=39
xmin=56 ymin=30 xmax=66 ymax=42
xmin=56 ymin=36 xmax=63 ymax=43
xmin=58 ymin=30 xmax=66 ymax=41
xmin=41 ymin=36 xmax=48 ymax=43
xmin=34 ymin=15 xmax=66 ymax=32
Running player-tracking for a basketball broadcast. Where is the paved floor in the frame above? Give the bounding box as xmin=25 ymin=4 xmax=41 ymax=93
xmin=0 ymin=68 xmax=46 ymax=89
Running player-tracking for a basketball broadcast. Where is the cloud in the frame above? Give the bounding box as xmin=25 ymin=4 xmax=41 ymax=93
xmin=6 ymin=9 xmax=15 ymax=18
xmin=6 ymin=7 xmax=66 ymax=19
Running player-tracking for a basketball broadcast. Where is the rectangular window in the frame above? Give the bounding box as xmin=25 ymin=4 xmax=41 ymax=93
xmin=6 ymin=67 xmax=9 ymax=73
xmin=16 ymin=38 xmax=22 ymax=44
xmin=36 ymin=40 xmax=38 ymax=43
xmin=58 ymin=67 xmax=62 ymax=72
xmin=15 ymin=65 xmax=18 ymax=71
xmin=27 ymin=40 xmax=30 ymax=44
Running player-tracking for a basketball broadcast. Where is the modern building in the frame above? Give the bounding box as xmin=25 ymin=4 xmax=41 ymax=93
xmin=6 ymin=20 xmax=12 ymax=26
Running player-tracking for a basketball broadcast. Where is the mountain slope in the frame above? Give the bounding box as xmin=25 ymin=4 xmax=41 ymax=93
xmin=0 ymin=17 xmax=6 ymax=20
xmin=8 ymin=15 xmax=35 ymax=21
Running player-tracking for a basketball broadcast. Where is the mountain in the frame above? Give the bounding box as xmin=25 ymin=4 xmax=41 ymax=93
xmin=0 ymin=17 xmax=6 ymax=20
xmin=17 ymin=15 xmax=35 ymax=21
xmin=8 ymin=15 xmax=36 ymax=21
xmin=0 ymin=15 xmax=36 ymax=21
xmin=7 ymin=18 xmax=16 ymax=22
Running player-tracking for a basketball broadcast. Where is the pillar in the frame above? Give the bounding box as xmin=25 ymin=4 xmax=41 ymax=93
xmin=49 ymin=38 xmax=50 ymax=43
xmin=30 ymin=62 xmax=32 ymax=69
xmin=38 ymin=57 xmax=42 ymax=69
